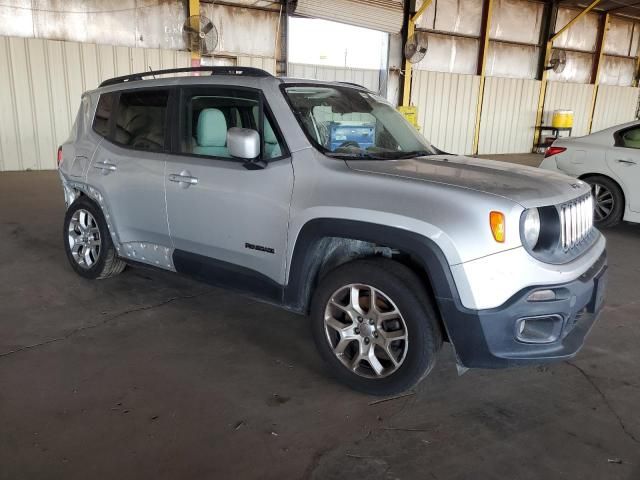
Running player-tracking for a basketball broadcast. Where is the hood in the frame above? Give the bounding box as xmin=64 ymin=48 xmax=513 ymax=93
xmin=345 ymin=155 xmax=590 ymax=208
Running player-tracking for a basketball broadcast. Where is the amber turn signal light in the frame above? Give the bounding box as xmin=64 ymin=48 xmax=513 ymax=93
xmin=490 ymin=211 xmax=505 ymax=243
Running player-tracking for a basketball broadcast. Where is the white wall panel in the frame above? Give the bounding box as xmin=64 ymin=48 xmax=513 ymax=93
xmin=543 ymin=81 xmax=595 ymax=137
xmin=478 ymin=77 xmax=541 ymax=154
xmin=0 ymin=35 xmax=273 ymax=171
xmin=287 ymin=63 xmax=380 ymax=92
xmin=411 ymin=70 xmax=480 ymax=155
xmin=591 ymin=85 xmax=640 ymax=133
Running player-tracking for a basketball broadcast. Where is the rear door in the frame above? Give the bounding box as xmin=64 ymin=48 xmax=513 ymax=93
xmin=88 ymin=88 xmax=173 ymax=250
xmin=607 ymin=126 xmax=640 ymax=212
xmin=164 ymin=85 xmax=293 ymax=298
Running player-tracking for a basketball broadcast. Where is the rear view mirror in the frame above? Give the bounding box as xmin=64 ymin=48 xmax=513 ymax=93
xmin=227 ymin=127 xmax=260 ymax=160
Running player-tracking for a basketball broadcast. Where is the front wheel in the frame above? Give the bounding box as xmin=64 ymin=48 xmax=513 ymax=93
xmin=310 ymin=259 xmax=442 ymax=395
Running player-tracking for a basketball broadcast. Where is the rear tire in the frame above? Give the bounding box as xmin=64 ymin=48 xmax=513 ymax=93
xmin=583 ymin=175 xmax=624 ymax=228
xmin=63 ymin=196 xmax=126 ymax=279
xmin=310 ymin=258 xmax=442 ymax=395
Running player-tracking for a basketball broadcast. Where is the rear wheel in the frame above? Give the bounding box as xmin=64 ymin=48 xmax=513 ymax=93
xmin=63 ymin=196 xmax=126 ymax=279
xmin=583 ymin=175 xmax=624 ymax=228
xmin=310 ymin=258 xmax=442 ymax=395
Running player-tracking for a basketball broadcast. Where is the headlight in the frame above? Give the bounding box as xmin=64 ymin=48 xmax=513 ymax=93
xmin=522 ymin=208 xmax=541 ymax=249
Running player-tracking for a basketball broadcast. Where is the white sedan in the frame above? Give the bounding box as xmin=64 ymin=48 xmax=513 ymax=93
xmin=540 ymin=120 xmax=640 ymax=227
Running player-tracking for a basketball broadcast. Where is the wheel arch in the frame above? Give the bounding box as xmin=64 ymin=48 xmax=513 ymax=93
xmin=283 ymin=219 xmax=459 ymax=338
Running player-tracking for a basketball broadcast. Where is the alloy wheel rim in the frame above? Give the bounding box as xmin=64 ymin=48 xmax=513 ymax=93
xmin=68 ymin=209 xmax=101 ymax=269
xmin=591 ymin=183 xmax=614 ymax=222
xmin=323 ymin=283 xmax=408 ymax=379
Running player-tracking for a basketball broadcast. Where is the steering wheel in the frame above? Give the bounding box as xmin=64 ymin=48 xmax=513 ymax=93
xmin=338 ymin=140 xmax=360 ymax=149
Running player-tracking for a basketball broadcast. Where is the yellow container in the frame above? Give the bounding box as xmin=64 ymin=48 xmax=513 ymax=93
xmin=552 ymin=109 xmax=574 ymax=128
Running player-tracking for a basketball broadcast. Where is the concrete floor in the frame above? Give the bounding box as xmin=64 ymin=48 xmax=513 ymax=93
xmin=1 ymin=170 xmax=639 ymax=480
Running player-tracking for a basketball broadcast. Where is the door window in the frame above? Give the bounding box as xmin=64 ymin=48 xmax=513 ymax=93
xmin=179 ymin=88 xmax=286 ymax=160
xmin=112 ymin=90 xmax=169 ymax=152
xmin=617 ymin=127 xmax=640 ymax=149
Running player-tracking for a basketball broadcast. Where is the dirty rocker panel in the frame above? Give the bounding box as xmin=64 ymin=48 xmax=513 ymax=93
xmin=172 ymin=249 xmax=283 ymax=304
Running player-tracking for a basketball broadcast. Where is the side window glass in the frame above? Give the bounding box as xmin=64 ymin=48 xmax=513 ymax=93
xmin=113 ymin=90 xmax=169 ymax=152
xmin=182 ymin=89 xmax=285 ymax=160
xmin=92 ymin=92 xmax=115 ymax=138
xmin=620 ymin=127 xmax=640 ymax=149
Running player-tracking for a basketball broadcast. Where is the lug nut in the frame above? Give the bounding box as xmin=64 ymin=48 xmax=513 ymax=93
xmin=354 ymin=328 xmax=360 ymax=334
xmin=357 ymin=316 xmax=363 ymax=322
xmin=368 ymin=319 xmax=374 ymax=325
xmin=374 ymin=332 xmax=379 ymax=338
xmin=364 ymin=338 xmax=370 ymax=344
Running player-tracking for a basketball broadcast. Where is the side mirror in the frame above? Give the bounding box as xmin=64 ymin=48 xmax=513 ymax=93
xmin=227 ymin=127 xmax=260 ymax=160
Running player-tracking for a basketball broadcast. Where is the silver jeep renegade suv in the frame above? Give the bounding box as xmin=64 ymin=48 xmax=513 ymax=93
xmin=58 ymin=67 xmax=607 ymax=395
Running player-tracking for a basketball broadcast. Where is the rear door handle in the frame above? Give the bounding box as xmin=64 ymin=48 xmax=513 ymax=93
xmin=616 ymin=159 xmax=637 ymax=165
xmin=93 ymin=161 xmax=117 ymax=174
xmin=169 ymin=171 xmax=198 ymax=188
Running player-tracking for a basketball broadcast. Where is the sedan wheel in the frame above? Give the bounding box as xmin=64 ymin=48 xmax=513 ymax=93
xmin=591 ymin=182 xmax=614 ymax=223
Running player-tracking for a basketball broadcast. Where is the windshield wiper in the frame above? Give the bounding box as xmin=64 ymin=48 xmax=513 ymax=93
xmin=389 ymin=150 xmax=434 ymax=159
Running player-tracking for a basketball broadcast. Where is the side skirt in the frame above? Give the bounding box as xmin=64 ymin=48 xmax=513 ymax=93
xmin=172 ymin=249 xmax=284 ymax=306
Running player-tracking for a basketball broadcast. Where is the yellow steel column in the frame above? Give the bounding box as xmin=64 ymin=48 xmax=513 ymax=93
xmin=189 ymin=0 xmax=201 ymax=68
xmin=533 ymin=0 xmax=603 ymax=148
xmin=401 ymin=0 xmax=434 ymax=107
xmin=471 ymin=0 xmax=494 ymax=155
xmin=588 ymin=13 xmax=610 ymax=133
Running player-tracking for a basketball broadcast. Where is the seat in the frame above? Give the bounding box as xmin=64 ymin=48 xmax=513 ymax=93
xmin=252 ymin=106 xmax=281 ymax=159
xmin=193 ymin=108 xmax=230 ymax=157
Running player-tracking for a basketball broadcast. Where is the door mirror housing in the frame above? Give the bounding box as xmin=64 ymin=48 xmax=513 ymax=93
xmin=227 ymin=127 xmax=260 ymax=160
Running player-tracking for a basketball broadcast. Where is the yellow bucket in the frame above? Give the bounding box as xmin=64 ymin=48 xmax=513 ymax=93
xmin=552 ymin=110 xmax=574 ymax=128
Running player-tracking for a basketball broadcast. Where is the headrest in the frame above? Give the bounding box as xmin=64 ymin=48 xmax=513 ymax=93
xmin=197 ymin=108 xmax=227 ymax=147
xmin=624 ymin=129 xmax=640 ymax=141
xmin=252 ymin=106 xmax=278 ymax=144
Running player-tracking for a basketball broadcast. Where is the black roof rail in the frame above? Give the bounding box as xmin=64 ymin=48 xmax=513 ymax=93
xmin=99 ymin=66 xmax=272 ymax=88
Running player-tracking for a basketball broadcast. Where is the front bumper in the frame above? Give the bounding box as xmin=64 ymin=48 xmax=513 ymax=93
xmin=441 ymin=251 xmax=607 ymax=368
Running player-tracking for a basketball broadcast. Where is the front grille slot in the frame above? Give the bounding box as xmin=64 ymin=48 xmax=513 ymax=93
xmin=560 ymin=194 xmax=593 ymax=251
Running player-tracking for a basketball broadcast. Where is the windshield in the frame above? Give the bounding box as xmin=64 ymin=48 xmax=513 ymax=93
xmin=283 ymin=85 xmax=437 ymax=160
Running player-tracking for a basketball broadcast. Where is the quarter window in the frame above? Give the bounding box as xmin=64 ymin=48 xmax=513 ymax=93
xmin=92 ymin=92 xmax=116 ymax=138
xmin=113 ymin=90 xmax=169 ymax=152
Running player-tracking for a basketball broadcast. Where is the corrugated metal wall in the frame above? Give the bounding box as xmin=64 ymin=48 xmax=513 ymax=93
xmin=591 ymin=85 xmax=640 ymax=132
xmin=287 ymin=63 xmax=380 ymax=93
xmin=478 ymin=77 xmax=541 ymax=154
xmin=411 ymin=70 xmax=480 ymax=155
xmin=0 ymin=35 xmax=275 ymax=171
xmin=542 ymin=81 xmax=595 ymax=137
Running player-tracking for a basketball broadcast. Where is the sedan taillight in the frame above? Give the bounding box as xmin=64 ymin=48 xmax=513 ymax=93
xmin=57 ymin=146 xmax=63 ymax=167
xmin=545 ymin=146 xmax=567 ymax=158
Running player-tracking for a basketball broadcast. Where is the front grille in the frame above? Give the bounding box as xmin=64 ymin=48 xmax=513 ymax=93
xmin=560 ymin=194 xmax=594 ymax=251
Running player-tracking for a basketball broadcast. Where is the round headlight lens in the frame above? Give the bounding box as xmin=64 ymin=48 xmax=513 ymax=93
xmin=522 ymin=208 xmax=541 ymax=249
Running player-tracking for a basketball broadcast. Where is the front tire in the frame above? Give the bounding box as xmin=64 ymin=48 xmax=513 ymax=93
xmin=63 ymin=196 xmax=126 ymax=279
xmin=583 ymin=175 xmax=624 ymax=228
xmin=310 ymin=258 xmax=442 ymax=395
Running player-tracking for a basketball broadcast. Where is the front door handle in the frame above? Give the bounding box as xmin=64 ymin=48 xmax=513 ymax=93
xmin=93 ymin=161 xmax=117 ymax=174
xmin=616 ymin=159 xmax=637 ymax=165
xmin=169 ymin=171 xmax=199 ymax=188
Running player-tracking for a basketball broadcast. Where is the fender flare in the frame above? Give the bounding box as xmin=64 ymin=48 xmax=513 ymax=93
xmin=283 ymin=218 xmax=461 ymax=314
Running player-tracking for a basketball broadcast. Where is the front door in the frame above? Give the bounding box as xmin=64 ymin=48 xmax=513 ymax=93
xmin=87 ymin=88 xmax=172 ymax=250
xmin=164 ymin=85 xmax=293 ymax=298
xmin=607 ymin=126 xmax=640 ymax=212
